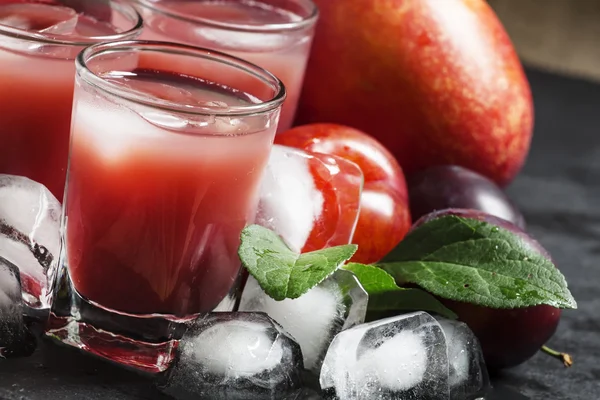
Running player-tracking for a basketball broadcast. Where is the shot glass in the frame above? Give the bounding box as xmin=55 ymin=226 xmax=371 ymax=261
xmin=0 ymin=0 xmax=143 ymax=200
xmin=47 ymin=40 xmax=286 ymax=373
xmin=132 ymin=0 xmax=318 ymax=133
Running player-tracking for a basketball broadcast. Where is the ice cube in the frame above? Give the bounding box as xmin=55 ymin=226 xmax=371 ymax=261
xmin=39 ymin=15 xmax=78 ymax=36
xmin=159 ymin=312 xmax=304 ymax=400
xmin=0 ymin=2 xmax=117 ymax=38
xmin=239 ymin=269 xmax=368 ymax=374
xmin=436 ymin=317 xmax=491 ymax=400
xmin=0 ymin=175 xmax=60 ymax=310
xmin=0 ymin=14 xmax=30 ymax=30
xmin=320 ymin=311 xmax=450 ymax=400
xmin=197 ymin=28 xmax=295 ymax=52
xmin=0 ymin=257 xmax=37 ymax=358
xmin=256 ymin=145 xmax=363 ymax=253
xmin=256 ymin=146 xmax=323 ymax=252
xmin=0 ymin=4 xmax=76 ymax=32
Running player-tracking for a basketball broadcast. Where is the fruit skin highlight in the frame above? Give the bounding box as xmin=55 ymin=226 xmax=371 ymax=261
xmin=413 ymin=209 xmax=562 ymax=370
xmin=443 ymin=298 xmax=561 ymax=370
xmin=276 ymin=123 xmax=411 ymax=264
xmin=296 ymin=0 xmax=533 ymax=186
xmin=408 ymin=165 xmax=526 ymax=228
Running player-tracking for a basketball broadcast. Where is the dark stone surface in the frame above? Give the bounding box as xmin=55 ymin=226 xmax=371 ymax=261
xmin=0 ymin=340 xmax=169 ymax=400
xmin=0 ymin=66 xmax=598 ymax=399
xmin=496 ymin=68 xmax=600 ymax=399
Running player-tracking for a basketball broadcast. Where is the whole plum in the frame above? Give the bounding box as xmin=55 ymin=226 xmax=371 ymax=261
xmin=413 ymin=208 xmax=561 ymax=370
xmin=408 ymin=165 xmax=525 ymax=229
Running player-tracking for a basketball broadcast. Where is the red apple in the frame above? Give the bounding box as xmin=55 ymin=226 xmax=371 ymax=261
xmin=296 ymin=0 xmax=533 ymax=186
xmin=275 ymin=123 xmax=411 ymax=264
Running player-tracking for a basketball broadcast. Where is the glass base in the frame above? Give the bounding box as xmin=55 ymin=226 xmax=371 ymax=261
xmin=45 ymin=261 xmax=243 ymax=373
xmin=45 ymin=314 xmax=177 ymax=374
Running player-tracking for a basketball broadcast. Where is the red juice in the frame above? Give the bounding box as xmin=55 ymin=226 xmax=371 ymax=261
xmin=0 ymin=2 xmax=141 ymax=199
xmin=66 ymin=69 xmax=278 ymax=316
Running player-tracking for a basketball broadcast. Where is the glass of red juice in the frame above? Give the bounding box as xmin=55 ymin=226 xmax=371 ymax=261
xmin=132 ymin=0 xmax=318 ymax=133
xmin=0 ymin=0 xmax=143 ymax=200
xmin=47 ymin=40 xmax=286 ymax=372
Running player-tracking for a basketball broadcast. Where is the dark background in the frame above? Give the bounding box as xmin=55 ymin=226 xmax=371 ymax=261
xmin=0 ymin=67 xmax=598 ymax=399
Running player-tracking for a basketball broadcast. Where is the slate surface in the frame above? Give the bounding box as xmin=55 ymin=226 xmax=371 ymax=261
xmin=0 ymin=67 xmax=598 ymax=399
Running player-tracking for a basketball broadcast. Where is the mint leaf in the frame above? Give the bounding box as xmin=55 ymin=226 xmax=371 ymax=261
xmin=380 ymin=215 xmax=577 ymax=310
xmin=238 ymin=225 xmax=357 ymax=300
xmin=342 ymin=262 xmax=399 ymax=294
xmin=343 ymin=263 xmax=457 ymax=319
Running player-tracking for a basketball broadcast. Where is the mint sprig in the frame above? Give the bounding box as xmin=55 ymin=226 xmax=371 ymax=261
xmin=238 ymin=225 xmax=357 ymax=300
xmin=238 ymin=225 xmax=456 ymax=318
xmin=342 ymin=263 xmax=457 ymax=319
xmin=378 ymin=215 xmax=577 ymax=310
xmin=238 ymin=225 xmax=457 ymax=318
xmin=238 ymin=214 xmax=577 ymax=313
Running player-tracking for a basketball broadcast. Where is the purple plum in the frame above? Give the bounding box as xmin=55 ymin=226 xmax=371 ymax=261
xmin=412 ymin=208 xmax=561 ymax=370
xmin=408 ymin=165 xmax=526 ymax=229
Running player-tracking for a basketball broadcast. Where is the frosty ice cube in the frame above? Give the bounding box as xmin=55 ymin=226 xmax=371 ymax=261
xmin=0 ymin=257 xmax=36 ymax=358
xmin=159 ymin=312 xmax=304 ymax=400
xmin=39 ymin=14 xmax=78 ymax=36
xmin=436 ymin=317 xmax=491 ymax=400
xmin=0 ymin=4 xmax=77 ymax=31
xmin=256 ymin=145 xmax=363 ymax=254
xmin=0 ymin=3 xmax=117 ymax=36
xmin=320 ymin=311 xmax=450 ymax=400
xmin=0 ymin=175 xmax=60 ymax=309
xmin=0 ymin=2 xmax=122 ymax=58
xmin=239 ymin=269 xmax=368 ymax=374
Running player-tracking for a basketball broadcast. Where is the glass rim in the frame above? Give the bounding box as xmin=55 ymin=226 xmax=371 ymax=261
xmin=134 ymin=0 xmax=319 ymax=33
xmin=76 ymin=40 xmax=287 ymax=117
xmin=0 ymin=1 xmax=143 ymax=46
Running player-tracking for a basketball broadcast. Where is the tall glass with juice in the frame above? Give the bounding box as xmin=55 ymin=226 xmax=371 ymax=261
xmin=133 ymin=0 xmax=317 ymax=132
xmin=47 ymin=40 xmax=286 ymax=372
xmin=0 ymin=0 xmax=143 ymax=200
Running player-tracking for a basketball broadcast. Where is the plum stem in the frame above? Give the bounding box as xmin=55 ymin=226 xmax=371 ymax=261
xmin=541 ymin=345 xmax=573 ymax=367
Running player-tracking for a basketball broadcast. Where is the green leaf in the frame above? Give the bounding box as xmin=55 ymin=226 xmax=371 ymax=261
xmin=342 ymin=262 xmax=400 ymax=294
xmin=342 ymin=263 xmax=457 ymax=319
xmin=380 ymin=215 xmax=577 ymax=310
xmin=238 ymin=225 xmax=357 ymax=300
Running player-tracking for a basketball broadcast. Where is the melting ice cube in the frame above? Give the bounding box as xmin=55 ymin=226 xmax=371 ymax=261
xmin=159 ymin=312 xmax=304 ymax=400
xmin=0 ymin=175 xmax=61 ymax=310
xmin=0 ymin=257 xmax=37 ymax=358
xmin=320 ymin=311 xmax=450 ymax=399
xmin=0 ymin=4 xmax=77 ymax=33
xmin=436 ymin=317 xmax=491 ymax=400
xmin=39 ymin=15 xmax=78 ymax=36
xmin=239 ymin=269 xmax=368 ymax=374
xmin=256 ymin=145 xmax=363 ymax=254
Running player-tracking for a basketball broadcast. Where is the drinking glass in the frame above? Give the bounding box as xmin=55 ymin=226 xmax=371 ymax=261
xmin=0 ymin=0 xmax=143 ymax=200
xmin=47 ymin=40 xmax=286 ymax=372
xmin=133 ymin=0 xmax=318 ymax=132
